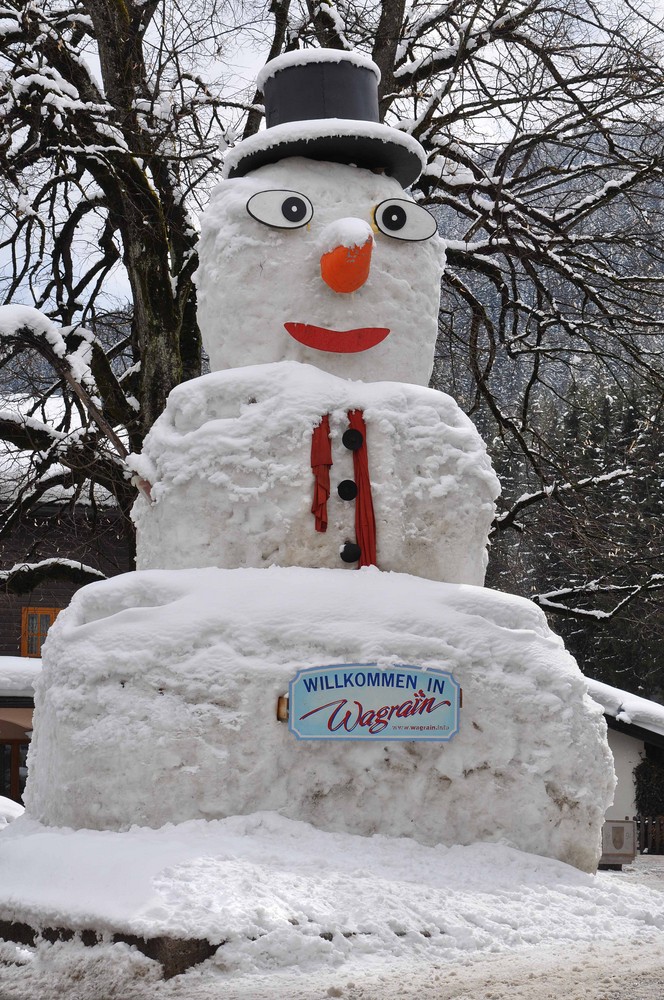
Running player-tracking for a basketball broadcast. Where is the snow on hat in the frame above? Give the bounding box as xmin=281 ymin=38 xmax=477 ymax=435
xmin=222 ymin=49 xmax=426 ymax=187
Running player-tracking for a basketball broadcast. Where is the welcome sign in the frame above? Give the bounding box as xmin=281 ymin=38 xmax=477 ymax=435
xmin=288 ymin=663 xmax=461 ymax=742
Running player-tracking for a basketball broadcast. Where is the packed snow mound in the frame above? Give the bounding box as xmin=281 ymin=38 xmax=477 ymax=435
xmin=194 ymin=158 xmax=444 ymax=385
xmin=0 ymin=796 xmax=24 ymax=828
xmin=25 ymin=566 xmax=614 ymax=872
xmin=130 ymin=362 xmax=499 ymax=584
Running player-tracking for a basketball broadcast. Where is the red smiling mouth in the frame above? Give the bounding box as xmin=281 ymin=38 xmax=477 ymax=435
xmin=284 ymin=323 xmax=390 ymax=354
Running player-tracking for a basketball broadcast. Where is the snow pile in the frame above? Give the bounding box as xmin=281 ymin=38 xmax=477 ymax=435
xmin=586 ymin=677 xmax=664 ymax=736
xmin=0 ymin=796 xmax=24 ymax=828
xmin=0 ymin=812 xmax=661 ymax=976
xmin=131 ymin=363 xmax=498 ymax=583
xmin=0 ymin=655 xmax=41 ymax=696
xmin=195 ymin=158 xmax=443 ymax=385
xmin=26 ymin=566 xmax=613 ymax=871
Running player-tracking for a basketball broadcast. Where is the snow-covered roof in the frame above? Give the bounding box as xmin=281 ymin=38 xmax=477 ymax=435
xmin=586 ymin=677 xmax=664 ymax=738
xmin=0 ymin=657 xmax=41 ymax=698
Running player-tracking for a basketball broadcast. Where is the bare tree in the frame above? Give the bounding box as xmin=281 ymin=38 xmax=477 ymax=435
xmin=0 ymin=0 xmax=269 ymax=580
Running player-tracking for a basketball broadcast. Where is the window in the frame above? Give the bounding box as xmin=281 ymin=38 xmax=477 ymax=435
xmin=21 ymin=607 xmax=59 ymax=657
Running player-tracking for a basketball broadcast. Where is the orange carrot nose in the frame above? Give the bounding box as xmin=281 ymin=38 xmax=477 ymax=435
xmin=320 ymin=237 xmax=373 ymax=294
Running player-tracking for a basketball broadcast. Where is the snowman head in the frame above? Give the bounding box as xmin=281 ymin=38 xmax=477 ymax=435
xmin=195 ymin=51 xmax=444 ymax=386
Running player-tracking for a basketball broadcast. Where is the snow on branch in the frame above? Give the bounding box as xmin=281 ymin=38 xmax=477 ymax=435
xmin=394 ymin=3 xmax=540 ymax=85
xmin=534 ymin=575 xmax=664 ymax=620
xmin=311 ymin=0 xmax=352 ymax=51
xmin=0 ymin=306 xmax=128 ymax=460
xmin=493 ymin=469 xmax=632 ymax=534
xmin=554 ymin=166 xmax=655 ymax=228
xmin=0 ymin=305 xmax=94 ymax=386
xmin=0 ymin=410 xmax=64 ymax=453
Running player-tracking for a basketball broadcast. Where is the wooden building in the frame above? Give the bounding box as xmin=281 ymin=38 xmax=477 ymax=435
xmin=0 ymin=501 xmax=133 ymax=803
xmin=0 ymin=503 xmax=133 ymax=657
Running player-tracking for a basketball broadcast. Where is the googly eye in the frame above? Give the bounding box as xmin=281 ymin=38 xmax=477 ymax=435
xmin=373 ymin=199 xmax=438 ymax=241
xmin=246 ymin=190 xmax=314 ymax=229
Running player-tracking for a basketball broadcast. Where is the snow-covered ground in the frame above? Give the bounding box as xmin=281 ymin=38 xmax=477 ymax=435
xmin=1 ymin=812 xmax=663 ymax=999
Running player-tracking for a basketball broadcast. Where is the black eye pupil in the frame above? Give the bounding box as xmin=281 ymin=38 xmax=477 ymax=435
xmin=383 ymin=205 xmax=407 ymax=231
xmin=282 ymin=196 xmax=306 ymax=222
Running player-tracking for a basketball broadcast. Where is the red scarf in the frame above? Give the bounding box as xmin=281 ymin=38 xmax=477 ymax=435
xmin=311 ymin=410 xmax=377 ymax=567
xmin=310 ymin=414 xmax=332 ymax=532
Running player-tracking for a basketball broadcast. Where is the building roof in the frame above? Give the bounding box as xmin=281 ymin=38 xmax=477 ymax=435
xmin=0 ymin=656 xmax=41 ymax=699
xmin=586 ymin=677 xmax=664 ymax=740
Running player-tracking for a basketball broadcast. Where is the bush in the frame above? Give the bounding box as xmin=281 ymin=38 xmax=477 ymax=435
xmin=634 ymin=757 xmax=664 ymax=816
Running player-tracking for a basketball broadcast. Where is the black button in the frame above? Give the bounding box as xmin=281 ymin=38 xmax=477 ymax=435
xmin=342 ymin=428 xmax=363 ymax=451
xmin=338 ymin=480 xmax=358 ymax=501
xmin=340 ymin=542 xmax=361 ymax=563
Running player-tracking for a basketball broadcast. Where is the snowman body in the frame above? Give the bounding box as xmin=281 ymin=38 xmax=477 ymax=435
xmin=132 ymin=362 xmax=498 ymax=583
xmin=133 ymin=155 xmax=497 ymax=579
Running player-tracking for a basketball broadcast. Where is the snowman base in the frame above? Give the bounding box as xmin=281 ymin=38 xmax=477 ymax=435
xmin=25 ymin=566 xmax=613 ymax=873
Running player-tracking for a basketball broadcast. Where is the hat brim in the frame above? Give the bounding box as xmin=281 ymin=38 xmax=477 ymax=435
xmin=223 ymin=120 xmax=426 ymax=188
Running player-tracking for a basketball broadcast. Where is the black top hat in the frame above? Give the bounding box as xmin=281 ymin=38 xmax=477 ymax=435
xmin=223 ymin=49 xmax=425 ymax=188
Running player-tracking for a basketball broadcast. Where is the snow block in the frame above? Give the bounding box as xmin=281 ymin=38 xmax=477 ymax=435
xmin=130 ymin=362 xmax=499 ymax=586
xmin=25 ymin=566 xmax=615 ymax=873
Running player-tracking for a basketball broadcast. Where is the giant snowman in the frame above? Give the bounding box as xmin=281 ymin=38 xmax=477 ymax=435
xmin=25 ymin=50 xmax=614 ymax=873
